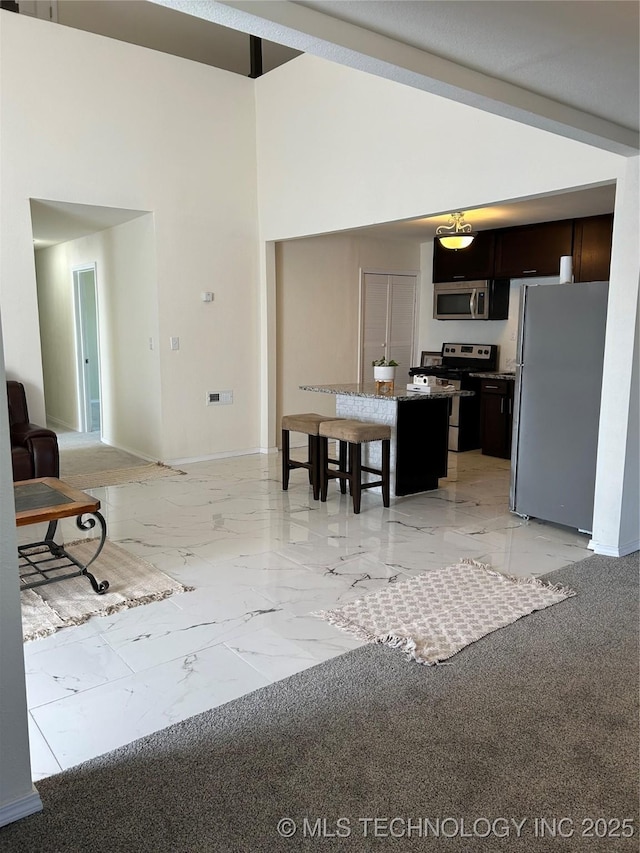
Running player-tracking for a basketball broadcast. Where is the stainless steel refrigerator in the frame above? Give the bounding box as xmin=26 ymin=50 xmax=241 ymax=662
xmin=509 ymin=280 xmax=609 ymax=532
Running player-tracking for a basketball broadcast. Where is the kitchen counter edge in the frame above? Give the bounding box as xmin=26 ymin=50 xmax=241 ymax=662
xmin=300 ymin=383 xmax=474 ymax=401
xmin=469 ymin=372 xmax=516 ymax=380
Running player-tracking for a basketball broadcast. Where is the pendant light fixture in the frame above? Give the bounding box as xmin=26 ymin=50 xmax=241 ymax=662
xmin=435 ymin=211 xmax=476 ymax=250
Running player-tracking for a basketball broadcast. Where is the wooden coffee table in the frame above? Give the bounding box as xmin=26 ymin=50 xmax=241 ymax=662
xmin=15 ymin=477 xmax=109 ymax=594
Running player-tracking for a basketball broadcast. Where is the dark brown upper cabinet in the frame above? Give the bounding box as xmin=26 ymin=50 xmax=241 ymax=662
xmin=431 ymin=214 xmax=613 ymax=284
xmin=494 ymin=219 xmax=574 ymax=279
xmin=572 ymin=213 xmax=614 ymax=282
xmin=432 ymin=230 xmax=495 ymax=283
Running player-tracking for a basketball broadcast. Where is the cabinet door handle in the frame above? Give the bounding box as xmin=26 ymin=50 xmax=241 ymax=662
xmin=500 ymin=398 xmax=505 ymax=414
xmin=485 ymin=384 xmax=499 ymax=389
xmin=453 ymin=275 xmax=464 ymax=279
xmin=508 ymin=399 xmax=512 ymax=415
xmin=522 ymin=269 xmax=537 ymax=274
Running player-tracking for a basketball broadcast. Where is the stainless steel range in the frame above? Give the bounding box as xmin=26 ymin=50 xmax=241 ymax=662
xmin=409 ymin=343 xmax=498 ymax=451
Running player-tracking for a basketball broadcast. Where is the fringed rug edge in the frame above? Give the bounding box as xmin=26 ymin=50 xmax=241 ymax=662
xmin=313 ymin=558 xmax=578 ymax=666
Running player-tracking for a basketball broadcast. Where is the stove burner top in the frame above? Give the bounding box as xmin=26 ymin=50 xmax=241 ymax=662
xmin=410 ymin=343 xmax=498 ymax=377
xmin=409 ymin=366 xmax=471 ymax=378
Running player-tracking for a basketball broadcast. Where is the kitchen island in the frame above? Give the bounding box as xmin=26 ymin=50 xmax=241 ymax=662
xmin=300 ymin=382 xmax=473 ymax=497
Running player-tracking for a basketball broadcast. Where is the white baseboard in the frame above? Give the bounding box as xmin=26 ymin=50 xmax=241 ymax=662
xmin=167 ymin=447 xmax=267 ymax=466
xmin=0 ymin=788 xmax=43 ymax=828
xmin=99 ymin=437 xmax=158 ymax=463
xmin=588 ymin=539 xmax=640 ymax=557
xmin=46 ymin=415 xmax=77 ymax=431
xmin=100 ymin=444 xmax=278 ymax=468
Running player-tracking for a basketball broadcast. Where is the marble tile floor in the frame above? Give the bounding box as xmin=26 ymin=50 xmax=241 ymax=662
xmin=20 ymin=448 xmax=593 ymax=780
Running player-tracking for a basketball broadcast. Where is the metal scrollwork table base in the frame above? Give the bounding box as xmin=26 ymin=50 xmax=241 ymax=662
xmin=15 ymin=477 xmax=110 ymax=595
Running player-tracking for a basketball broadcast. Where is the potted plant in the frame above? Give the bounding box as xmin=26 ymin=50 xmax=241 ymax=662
xmin=372 ymin=358 xmax=398 ymax=382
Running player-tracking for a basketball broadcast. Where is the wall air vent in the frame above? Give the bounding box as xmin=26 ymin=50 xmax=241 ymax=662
xmin=206 ymin=391 xmax=233 ymax=406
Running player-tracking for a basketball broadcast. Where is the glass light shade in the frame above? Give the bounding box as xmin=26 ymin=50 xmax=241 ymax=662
xmin=437 ymin=233 xmax=475 ymax=250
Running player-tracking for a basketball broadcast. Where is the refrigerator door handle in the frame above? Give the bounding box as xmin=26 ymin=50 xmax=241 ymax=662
xmin=509 ymin=283 xmax=530 ymax=512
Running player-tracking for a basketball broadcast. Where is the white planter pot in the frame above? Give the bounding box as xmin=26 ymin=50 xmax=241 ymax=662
xmin=373 ymin=366 xmax=396 ymax=382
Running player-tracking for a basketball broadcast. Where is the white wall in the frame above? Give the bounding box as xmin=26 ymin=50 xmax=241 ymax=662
xmin=620 ymin=299 xmax=639 ymax=548
xmin=591 ymin=156 xmax=640 ymax=555
xmin=276 ymin=233 xmax=420 ymax=434
xmin=0 ymin=11 xmax=259 ymax=461
xmin=35 ymin=215 xmax=163 ymax=459
xmin=255 ymin=56 xmax=624 ymax=242
xmin=0 ymin=316 xmax=42 ymax=825
xmin=94 ymin=216 xmax=161 ymax=458
xmin=0 ymin=15 xmax=262 ymax=819
xmin=35 ymin=248 xmax=80 ymax=430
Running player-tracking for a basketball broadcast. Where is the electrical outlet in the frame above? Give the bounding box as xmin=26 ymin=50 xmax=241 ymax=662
xmin=170 ymin=336 xmax=180 ymax=351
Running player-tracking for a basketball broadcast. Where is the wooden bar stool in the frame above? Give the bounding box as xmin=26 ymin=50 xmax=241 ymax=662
xmin=281 ymin=413 xmax=345 ymax=501
xmin=318 ymin=419 xmax=391 ymax=514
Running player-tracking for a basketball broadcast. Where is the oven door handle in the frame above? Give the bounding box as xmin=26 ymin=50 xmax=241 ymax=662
xmin=470 ymin=289 xmax=477 ymax=318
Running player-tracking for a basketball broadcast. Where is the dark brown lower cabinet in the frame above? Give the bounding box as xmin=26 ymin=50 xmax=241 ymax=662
xmin=480 ymin=379 xmax=514 ymax=459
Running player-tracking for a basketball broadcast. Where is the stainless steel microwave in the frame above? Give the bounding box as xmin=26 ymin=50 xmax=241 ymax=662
xmin=433 ymin=280 xmax=510 ymax=320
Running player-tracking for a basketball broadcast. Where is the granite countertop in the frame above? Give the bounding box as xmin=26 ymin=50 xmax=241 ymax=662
xmin=300 ymin=383 xmax=475 ymax=401
xmin=469 ymin=372 xmax=516 ymax=380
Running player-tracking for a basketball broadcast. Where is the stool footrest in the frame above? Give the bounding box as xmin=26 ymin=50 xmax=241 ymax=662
xmin=360 ymin=464 xmax=383 ymax=476
xmin=360 ymin=479 xmax=383 ymax=491
xmin=319 ymin=430 xmax=390 ymax=514
xmin=282 ymin=420 xmax=348 ymax=501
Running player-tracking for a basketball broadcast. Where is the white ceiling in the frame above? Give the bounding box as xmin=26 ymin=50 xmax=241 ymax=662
xmin=31 ymin=200 xmax=149 ymax=249
xmin=340 ymin=185 xmax=617 ymax=243
xmin=297 ymin=1 xmax=639 ymax=133
xmin=28 ymin=0 xmax=633 ymax=246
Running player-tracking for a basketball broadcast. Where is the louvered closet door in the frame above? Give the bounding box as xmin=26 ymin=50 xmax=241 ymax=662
xmin=362 ymin=274 xmax=389 ymax=381
xmin=361 ymin=272 xmax=417 ymax=381
xmin=387 ymin=275 xmax=416 ymax=375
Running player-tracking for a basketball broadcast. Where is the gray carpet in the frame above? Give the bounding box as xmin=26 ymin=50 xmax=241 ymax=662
xmin=2 ymin=552 xmax=638 ymax=852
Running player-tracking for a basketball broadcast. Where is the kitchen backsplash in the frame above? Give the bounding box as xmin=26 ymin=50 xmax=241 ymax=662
xmin=419 ymin=276 xmax=559 ymax=372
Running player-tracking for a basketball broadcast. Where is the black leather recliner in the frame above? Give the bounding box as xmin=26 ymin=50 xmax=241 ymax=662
xmin=7 ymin=381 xmax=59 ymax=481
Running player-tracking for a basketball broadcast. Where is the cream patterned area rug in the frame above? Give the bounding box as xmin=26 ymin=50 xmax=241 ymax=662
xmin=315 ymin=559 xmax=576 ymax=665
xmin=64 ymin=463 xmax=186 ymax=491
xmin=21 ymin=539 xmax=192 ymax=642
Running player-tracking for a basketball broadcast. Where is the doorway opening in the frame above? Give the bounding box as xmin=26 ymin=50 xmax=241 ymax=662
xmin=31 ymin=197 xmax=151 ymax=445
xmin=73 ymin=264 xmax=101 ymax=433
